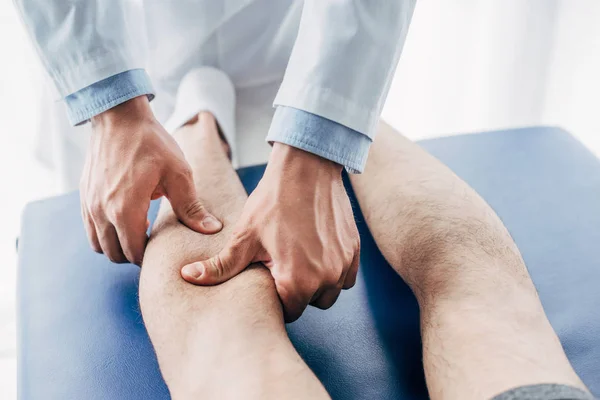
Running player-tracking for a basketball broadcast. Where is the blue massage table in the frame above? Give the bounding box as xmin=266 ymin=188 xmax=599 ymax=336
xmin=17 ymin=127 xmax=600 ymax=399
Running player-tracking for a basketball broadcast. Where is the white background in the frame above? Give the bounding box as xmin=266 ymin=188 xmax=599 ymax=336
xmin=1 ymin=1 xmax=599 ymax=398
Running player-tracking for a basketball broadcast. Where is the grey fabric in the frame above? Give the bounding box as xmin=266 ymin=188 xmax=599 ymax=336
xmin=492 ymin=384 xmax=595 ymax=400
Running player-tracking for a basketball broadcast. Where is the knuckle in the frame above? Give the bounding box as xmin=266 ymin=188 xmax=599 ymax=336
xmin=284 ymin=308 xmax=301 ymax=323
xmin=183 ymin=201 xmax=206 ymax=218
xmin=275 ymin=275 xmax=295 ymax=302
xmin=316 ymin=298 xmax=335 ymax=310
xmin=209 ymin=256 xmax=226 ymax=279
xmin=343 ymin=279 xmax=356 ymax=290
xmin=109 ymin=206 xmax=126 ymax=222
xmin=122 ymin=247 xmax=139 ymax=265
xmin=89 ymin=201 xmax=103 ymax=220
xmin=277 ymin=272 xmax=318 ymax=306
xmin=132 ymin=254 xmax=144 ymax=266
xmin=106 ymin=253 xmax=123 ymax=263
xmin=343 ymin=270 xmax=358 ymax=290
xmin=173 ymin=162 xmax=193 ymax=181
xmin=324 ymin=275 xmax=339 ymax=288
xmin=132 ymin=246 xmax=145 ymax=264
xmin=303 ymin=279 xmax=322 ymax=300
xmin=344 ymin=243 xmax=357 ymax=262
xmin=279 ymin=290 xmax=301 ymax=318
xmin=108 ymin=197 xmax=133 ymax=221
xmin=182 ymin=165 xmax=193 ymax=180
xmin=354 ymin=245 xmax=361 ymax=260
xmin=230 ymin=227 xmax=251 ymax=248
xmin=342 ymin=268 xmax=358 ymax=290
xmin=233 ymin=225 xmax=251 ymax=239
xmin=323 ymin=268 xmax=343 ymax=288
xmin=91 ymin=243 xmax=103 ymax=254
xmin=88 ymin=236 xmax=102 ymax=253
xmin=326 ymin=293 xmax=340 ymax=309
xmin=221 ymin=227 xmax=253 ymax=257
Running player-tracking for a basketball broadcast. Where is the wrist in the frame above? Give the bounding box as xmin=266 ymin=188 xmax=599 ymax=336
xmin=270 ymin=143 xmax=343 ymax=176
xmin=91 ymin=95 xmax=154 ymax=128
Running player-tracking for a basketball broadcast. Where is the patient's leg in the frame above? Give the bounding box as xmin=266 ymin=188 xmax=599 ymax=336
xmin=139 ymin=113 xmax=329 ymax=400
xmin=350 ymin=123 xmax=588 ymax=400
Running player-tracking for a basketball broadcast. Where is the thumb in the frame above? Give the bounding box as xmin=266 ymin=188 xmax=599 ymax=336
xmin=181 ymin=231 xmax=259 ymax=285
xmin=164 ymin=165 xmax=222 ymax=234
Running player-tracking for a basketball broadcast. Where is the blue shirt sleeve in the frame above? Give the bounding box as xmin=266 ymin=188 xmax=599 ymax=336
xmin=64 ymin=69 xmax=155 ymax=126
xmin=266 ymin=106 xmax=372 ymax=173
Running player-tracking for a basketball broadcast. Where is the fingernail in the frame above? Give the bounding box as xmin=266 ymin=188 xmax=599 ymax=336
xmin=182 ymin=263 xmax=203 ymax=279
xmin=201 ymin=215 xmax=222 ymax=231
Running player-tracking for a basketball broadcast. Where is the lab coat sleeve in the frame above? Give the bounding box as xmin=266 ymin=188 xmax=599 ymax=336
xmin=64 ymin=69 xmax=155 ymax=126
xmin=266 ymin=106 xmax=372 ymax=173
xmin=272 ymin=1 xmax=416 ymax=142
xmin=13 ymin=0 xmax=149 ymax=97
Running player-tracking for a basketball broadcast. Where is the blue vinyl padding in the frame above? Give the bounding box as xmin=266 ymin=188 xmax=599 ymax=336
xmin=17 ymin=127 xmax=600 ymax=399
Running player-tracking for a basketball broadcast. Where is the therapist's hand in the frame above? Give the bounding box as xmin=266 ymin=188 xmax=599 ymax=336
xmin=81 ymin=95 xmax=222 ymax=265
xmin=181 ymin=143 xmax=360 ymax=322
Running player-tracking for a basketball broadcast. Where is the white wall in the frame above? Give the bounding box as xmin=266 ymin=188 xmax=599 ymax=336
xmin=383 ymin=0 xmax=562 ymax=139
xmin=543 ymin=0 xmax=600 ymax=154
xmin=0 ymin=3 xmax=56 ymax=399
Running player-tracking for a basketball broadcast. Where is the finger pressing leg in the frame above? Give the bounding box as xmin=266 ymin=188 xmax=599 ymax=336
xmin=140 ymin=113 xmax=330 ymax=400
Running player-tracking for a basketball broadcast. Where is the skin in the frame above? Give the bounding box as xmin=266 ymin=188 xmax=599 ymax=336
xmin=140 ymin=113 xmax=589 ymax=399
xmin=139 ymin=113 xmax=330 ymax=400
xmin=349 ymin=122 xmax=588 ymax=399
xmin=83 ymin=95 xmax=359 ymax=320
xmin=181 ymin=143 xmax=360 ymax=322
xmin=81 ymin=96 xmax=222 ymax=265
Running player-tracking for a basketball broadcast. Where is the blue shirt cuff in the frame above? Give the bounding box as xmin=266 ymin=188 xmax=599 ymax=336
xmin=266 ymin=106 xmax=372 ymax=173
xmin=64 ymin=69 xmax=155 ymax=126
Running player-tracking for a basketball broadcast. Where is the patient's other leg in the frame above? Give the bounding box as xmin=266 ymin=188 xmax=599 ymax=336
xmin=350 ymin=123 xmax=588 ymax=400
xmin=139 ymin=113 xmax=329 ymax=400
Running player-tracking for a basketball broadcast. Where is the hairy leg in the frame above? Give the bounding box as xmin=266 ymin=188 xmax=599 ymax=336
xmin=350 ymin=122 xmax=587 ymax=399
xmin=139 ymin=113 xmax=329 ymax=400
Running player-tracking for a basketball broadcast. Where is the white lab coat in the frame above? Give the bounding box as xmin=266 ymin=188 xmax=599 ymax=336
xmin=15 ymin=0 xmax=415 ymax=188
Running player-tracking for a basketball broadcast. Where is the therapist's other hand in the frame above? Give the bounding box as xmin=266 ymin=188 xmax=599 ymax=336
xmin=81 ymin=95 xmax=222 ymax=265
xmin=181 ymin=143 xmax=360 ymax=322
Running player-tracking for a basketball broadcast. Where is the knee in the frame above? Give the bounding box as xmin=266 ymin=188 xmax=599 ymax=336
xmin=398 ymin=196 xmax=529 ymax=302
